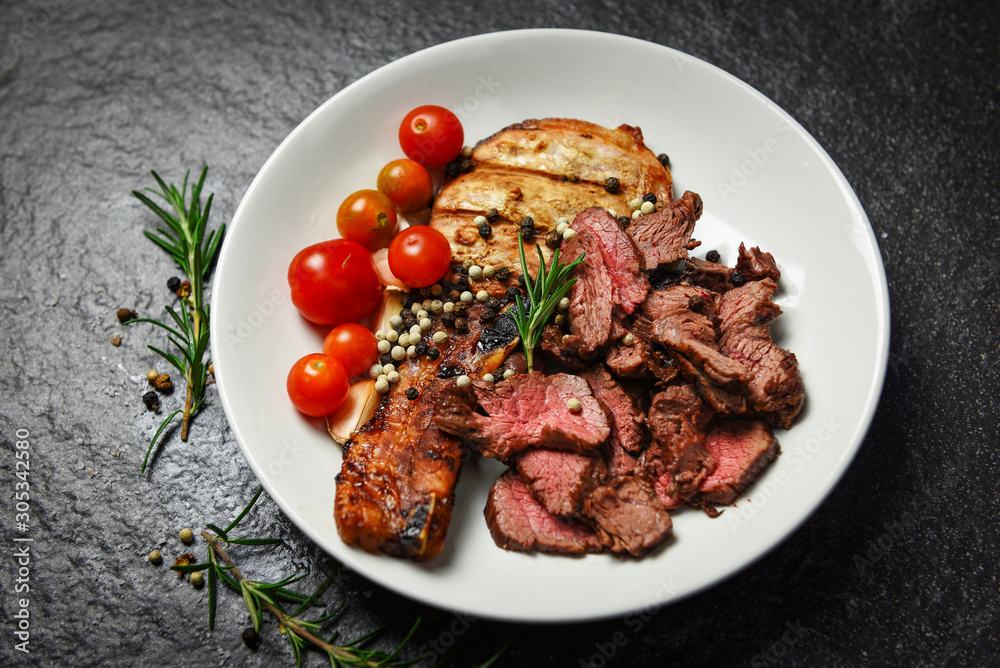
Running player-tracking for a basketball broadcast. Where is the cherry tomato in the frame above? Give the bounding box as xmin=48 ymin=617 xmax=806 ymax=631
xmin=398 ymin=105 xmax=464 ymax=168
xmin=323 ymin=323 xmax=378 ymax=378
xmin=387 ymin=226 xmax=451 ymax=288
xmin=287 ymin=353 xmax=350 ymax=417
xmin=336 ymin=189 xmax=398 ymax=252
xmin=376 ymin=159 xmax=434 ymax=213
xmin=288 ymin=239 xmax=382 ymax=326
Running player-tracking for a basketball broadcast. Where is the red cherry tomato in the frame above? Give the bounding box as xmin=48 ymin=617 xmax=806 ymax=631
xmin=376 ymin=159 xmax=434 ymax=213
xmin=322 ymin=323 xmax=378 ymax=378
xmin=398 ymin=105 xmax=464 ymax=168
xmin=336 ymin=189 xmax=398 ymax=252
xmin=387 ymin=226 xmax=451 ymax=288
xmin=286 ymin=353 xmax=350 ymax=417
xmin=288 ymin=239 xmax=382 ymax=326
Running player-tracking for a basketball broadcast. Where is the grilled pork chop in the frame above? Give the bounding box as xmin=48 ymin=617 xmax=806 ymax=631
xmin=431 ymin=118 xmax=673 ymax=275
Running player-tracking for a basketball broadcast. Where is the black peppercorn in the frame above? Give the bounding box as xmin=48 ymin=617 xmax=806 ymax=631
xmin=706 ymin=250 xmax=721 ymax=263
xmin=452 ymin=301 xmax=468 ymax=315
xmin=657 ymin=153 xmax=671 ymax=168
xmin=445 ymin=159 xmax=461 ymax=178
xmin=166 ymin=276 xmax=181 ymax=292
xmin=242 ymin=627 xmax=260 ymax=650
xmin=405 ymin=387 xmax=419 ymax=400
xmin=427 ymin=348 xmax=440 ymax=361
xmin=415 ymin=341 xmax=429 ymax=356
xmin=420 ymin=286 xmax=433 ymax=299
xmin=402 ymin=315 xmax=417 ymax=329
xmin=380 ymin=352 xmax=393 ymax=366
xmin=604 ymin=177 xmax=620 ymax=194
xmin=142 ymin=391 xmax=159 ymax=411
xmin=402 ymin=295 xmax=416 ymax=308
xmin=478 ymin=223 xmax=493 ymax=239
xmin=441 ymin=312 xmax=456 ymax=327
xmin=447 ymin=289 xmax=462 ymax=302
xmin=545 ymin=230 xmax=561 ymax=248
xmin=518 ymin=274 xmax=527 ymax=288
xmin=617 ymin=215 xmax=631 ymax=229
xmin=455 ymin=317 xmax=469 ymax=333
xmin=485 ymin=208 xmax=499 ymax=223
xmin=480 ymin=308 xmax=496 ymax=323
xmin=519 ymin=216 xmax=534 ymax=228
xmin=521 ymin=227 xmax=535 ymax=241
xmin=505 ymin=285 xmax=521 ymax=301
xmin=731 ymin=270 xmax=746 ymax=286
xmin=116 ymin=308 xmax=136 ymax=324
xmin=486 ymin=297 xmax=501 ymax=311
xmin=642 ymin=193 xmax=657 ymax=205
xmin=495 ymin=266 xmax=510 ymax=281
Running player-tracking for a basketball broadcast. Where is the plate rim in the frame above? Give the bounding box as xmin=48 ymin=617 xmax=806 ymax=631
xmin=210 ymin=27 xmax=891 ymax=623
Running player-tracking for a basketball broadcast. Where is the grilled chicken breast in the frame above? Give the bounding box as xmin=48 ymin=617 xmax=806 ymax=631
xmin=431 ymin=118 xmax=673 ymax=275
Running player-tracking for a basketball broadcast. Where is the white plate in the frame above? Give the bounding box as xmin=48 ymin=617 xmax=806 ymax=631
xmin=211 ymin=29 xmax=889 ymax=622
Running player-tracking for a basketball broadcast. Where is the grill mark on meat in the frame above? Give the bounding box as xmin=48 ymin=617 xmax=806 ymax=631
xmin=691 ymin=419 xmax=780 ymax=506
xmin=434 ymin=372 xmax=611 ymax=461
xmin=628 ymin=191 xmax=703 ymax=268
xmin=485 ymin=470 xmax=603 ymax=554
xmin=717 ymin=279 xmax=805 ymax=428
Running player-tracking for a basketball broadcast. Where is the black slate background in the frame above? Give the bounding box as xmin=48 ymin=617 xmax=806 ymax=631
xmin=1 ymin=0 xmax=998 ymax=666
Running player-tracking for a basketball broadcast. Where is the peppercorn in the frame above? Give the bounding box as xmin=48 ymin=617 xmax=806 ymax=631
xmin=445 ymin=159 xmax=461 ymax=178
xmin=441 ymin=312 xmax=456 ymax=328
xmin=110 ymin=335 xmax=121 ymax=346
xmin=642 ymin=193 xmax=657 ymax=205
xmin=116 ymin=308 xmax=136 ymax=324
xmin=242 ymin=627 xmax=260 ymax=650
xmin=706 ymin=250 xmax=721 ymax=263
xmin=452 ymin=301 xmax=468 ymax=315
xmin=731 ymin=270 xmax=747 ymax=286
xmin=447 ymin=289 xmax=462 ymax=303
xmin=604 ymin=177 xmax=620 ymax=194
xmin=179 ymin=527 xmax=194 ymax=543
xmin=142 ymin=391 xmax=159 ymax=411
xmin=176 ymin=281 xmax=192 ymax=298
xmin=545 ymin=230 xmax=561 ymax=248
xmin=566 ymin=397 xmax=582 ymax=413
xmin=166 ymin=276 xmax=181 ymax=292
xmin=380 ymin=352 xmax=393 ymax=366
xmin=415 ymin=341 xmax=429 ymax=356
xmin=617 ymin=215 xmax=631 ymax=229
xmin=190 ymin=571 xmax=204 ymax=587
xmin=518 ymin=274 xmax=527 ymax=288
xmin=153 ymin=374 xmax=173 ymax=393
xmin=657 ymin=153 xmax=671 ymax=168
xmin=521 ymin=226 xmax=535 ymax=241
xmin=405 ymin=387 xmax=419 ymax=400
xmin=402 ymin=295 xmax=417 ymax=308
xmin=455 ymin=317 xmax=469 ymax=333
xmin=505 ymin=285 xmax=521 ymax=301
xmin=478 ymin=223 xmax=492 ymax=239
xmin=519 ymin=216 xmax=534 ymax=229
xmin=426 ymin=348 xmax=440 ymax=361
xmin=495 ymin=266 xmax=510 ymax=281
xmin=146 ymin=369 xmax=160 ymax=382
xmin=486 ymin=297 xmax=501 ymax=311
xmin=148 ymin=549 xmax=162 ymax=565
xmin=485 ymin=208 xmax=500 ymax=223
xmin=480 ymin=308 xmax=497 ymax=323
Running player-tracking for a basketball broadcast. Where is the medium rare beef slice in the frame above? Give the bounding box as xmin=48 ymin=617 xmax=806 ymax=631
xmin=641 ymin=385 xmax=717 ymax=506
xmin=485 ymin=470 xmax=603 ymax=554
xmin=627 ymin=190 xmax=703 ymax=268
xmin=717 ymin=279 xmax=804 ymax=428
xmin=581 ymin=366 xmax=648 ymax=453
xmin=434 ymin=372 xmax=611 ymax=460
xmin=569 ymin=207 xmax=649 ymax=313
xmin=515 ymin=448 xmax=605 ymax=517
xmin=563 ymin=228 xmax=615 ymax=357
xmin=693 ymin=419 xmax=779 ymax=506
xmin=583 ymin=476 xmax=673 ymax=557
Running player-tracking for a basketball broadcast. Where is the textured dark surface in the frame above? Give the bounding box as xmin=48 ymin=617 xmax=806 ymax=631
xmin=1 ymin=1 xmax=998 ymax=666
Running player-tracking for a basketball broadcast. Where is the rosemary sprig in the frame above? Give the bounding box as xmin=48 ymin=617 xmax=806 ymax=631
xmin=128 ymin=167 xmax=225 ymax=471
xmin=509 ymin=233 xmax=586 ymax=372
xmin=172 ymin=487 xmax=425 ymax=668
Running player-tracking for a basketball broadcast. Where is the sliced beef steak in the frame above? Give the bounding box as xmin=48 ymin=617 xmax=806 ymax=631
xmin=637 ymin=285 xmax=751 ymax=414
xmin=717 ymin=279 xmax=804 ymax=428
xmin=735 ymin=243 xmax=781 ymax=283
xmin=485 ymin=470 xmax=603 ymax=554
xmin=562 ymin=227 xmax=615 ymax=357
xmin=434 ymin=372 xmax=611 ymax=461
xmin=515 ymin=448 xmax=605 ymax=517
xmin=683 ymin=256 xmax=734 ymax=293
xmin=581 ymin=366 xmax=647 ymax=453
xmin=583 ymin=476 xmax=673 ymax=557
xmin=627 ymin=190 xmax=703 ymax=268
xmin=692 ymin=419 xmax=779 ymax=506
xmin=570 ymin=207 xmax=649 ymax=313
